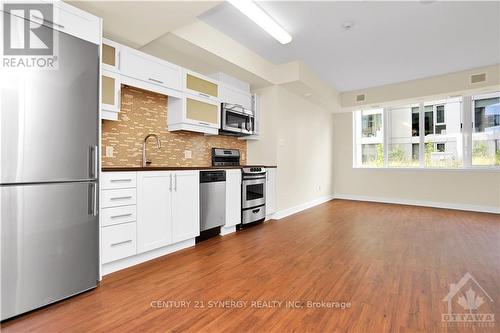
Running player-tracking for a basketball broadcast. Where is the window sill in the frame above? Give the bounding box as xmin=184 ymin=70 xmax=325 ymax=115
xmin=352 ymin=166 xmax=500 ymax=173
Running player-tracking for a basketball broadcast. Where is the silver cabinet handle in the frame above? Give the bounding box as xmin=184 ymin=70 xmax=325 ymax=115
xmin=110 ymin=179 xmax=132 ymax=183
xmin=198 ymin=92 xmax=211 ymax=98
xmin=110 ymin=240 xmax=132 ymax=247
xmin=169 ymin=174 xmax=172 ymax=192
xmin=175 ymin=174 xmax=177 ymax=191
xmin=110 ymin=196 xmax=132 ymax=201
xmin=31 ymin=14 xmax=65 ymax=29
xmin=198 ymin=121 xmax=210 ymax=126
xmin=110 ymin=213 xmax=132 ymax=219
xmin=117 ymin=51 xmax=121 ymax=70
xmin=148 ymin=78 xmax=164 ymax=84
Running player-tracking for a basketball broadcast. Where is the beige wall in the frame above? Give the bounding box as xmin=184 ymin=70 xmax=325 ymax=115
xmin=248 ymin=86 xmax=336 ymax=211
xmin=341 ymin=64 xmax=500 ymax=110
xmin=332 ymin=112 xmax=500 ymax=211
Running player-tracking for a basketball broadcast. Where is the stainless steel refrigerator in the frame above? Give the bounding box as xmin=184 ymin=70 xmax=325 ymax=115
xmin=1 ymin=26 xmax=100 ymax=320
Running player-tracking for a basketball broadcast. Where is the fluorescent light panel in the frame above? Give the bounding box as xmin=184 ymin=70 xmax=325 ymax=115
xmin=228 ymin=0 xmax=292 ymax=44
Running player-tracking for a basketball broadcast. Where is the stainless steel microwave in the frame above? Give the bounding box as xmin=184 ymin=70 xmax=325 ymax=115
xmin=220 ymin=103 xmax=254 ymax=136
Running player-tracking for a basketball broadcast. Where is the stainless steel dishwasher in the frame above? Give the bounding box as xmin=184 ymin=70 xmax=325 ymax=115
xmin=200 ymin=170 xmax=226 ymax=231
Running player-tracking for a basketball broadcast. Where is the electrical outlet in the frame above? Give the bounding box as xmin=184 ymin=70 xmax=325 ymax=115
xmin=106 ymin=146 xmax=114 ymax=158
xmin=184 ymin=150 xmax=192 ymax=159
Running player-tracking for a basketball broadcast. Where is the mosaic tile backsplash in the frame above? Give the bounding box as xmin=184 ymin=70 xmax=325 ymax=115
xmin=101 ymin=86 xmax=247 ymax=167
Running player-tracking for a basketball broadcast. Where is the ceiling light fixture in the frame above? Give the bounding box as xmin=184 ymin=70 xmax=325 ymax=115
xmin=227 ymin=0 xmax=292 ymax=44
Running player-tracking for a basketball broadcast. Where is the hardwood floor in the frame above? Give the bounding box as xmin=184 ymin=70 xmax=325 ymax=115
xmin=2 ymin=199 xmax=499 ymax=332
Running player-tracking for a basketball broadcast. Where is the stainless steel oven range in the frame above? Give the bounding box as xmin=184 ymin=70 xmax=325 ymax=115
xmin=241 ymin=167 xmax=266 ymax=225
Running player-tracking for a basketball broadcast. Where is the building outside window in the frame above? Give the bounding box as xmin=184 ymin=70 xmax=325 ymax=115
xmin=472 ymin=93 xmax=500 ymax=166
xmin=423 ymin=99 xmax=462 ymax=168
xmin=354 ymin=109 xmax=384 ymax=167
xmin=387 ymin=105 xmax=419 ymax=167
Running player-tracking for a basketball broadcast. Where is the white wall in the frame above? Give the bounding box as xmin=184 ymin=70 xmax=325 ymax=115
xmin=333 ymin=112 xmax=500 ymax=212
xmin=247 ymin=86 xmax=336 ymax=211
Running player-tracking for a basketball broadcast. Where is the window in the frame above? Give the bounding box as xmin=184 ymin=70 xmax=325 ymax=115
xmin=411 ymin=107 xmax=419 ymax=136
xmin=423 ymin=100 xmax=462 ymax=168
xmin=436 ymin=143 xmax=446 ymax=152
xmin=424 ymin=106 xmax=434 ymax=135
xmin=362 ymin=112 xmax=382 ymax=138
xmin=472 ymin=93 xmax=500 ymax=166
xmin=436 ymin=105 xmax=445 ymax=123
xmin=387 ymin=105 xmax=419 ymax=167
xmin=354 ymin=109 xmax=384 ymax=167
xmin=351 ymin=94 xmax=497 ymax=169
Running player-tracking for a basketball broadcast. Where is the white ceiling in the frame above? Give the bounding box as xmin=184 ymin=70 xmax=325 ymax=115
xmin=199 ymin=1 xmax=500 ymax=92
xmin=69 ymin=1 xmax=221 ymax=48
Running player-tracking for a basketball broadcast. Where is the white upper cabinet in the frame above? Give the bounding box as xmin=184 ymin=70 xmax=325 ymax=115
xmin=102 ymin=39 xmax=121 ymax=73
xmin=137 ymin=172 xmax=173 ymax=253
xmin=120 ymin=48 xmax=183 ymax=92
xmin=101 ymin=70 xmax=121 ymax=121
xmin=219 ymin=84 xmax=252 ymax=110
xmin=225 ymin=170 xmax=242 ymax=227
xmin=26 ymin=1 xmax=101 ymax=44
xmin=184 ymin=70 xmax=219 ymax=101
xmin=171 ymin=171 xmax=200 ymax=243
xmin=168 ymin=94 xmax=220 ymax=135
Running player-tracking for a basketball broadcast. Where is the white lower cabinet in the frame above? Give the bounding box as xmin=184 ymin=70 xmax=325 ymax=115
xmin=137 ymin=172 xmax=173 ymax=253
xmin=225 ymin=169 xmax=241 ymax=227
xmin=137 ymin=170 xmax=199 ymax=254
xmin=265 ymin=168 xmax=277 ymax=217
xmin=101 ymin=222 xmax=137 ymax=264
xmin=171 ymin=171 xmax=200 ymax=243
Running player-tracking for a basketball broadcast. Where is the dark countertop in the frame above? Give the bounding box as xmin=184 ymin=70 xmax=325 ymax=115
xmin=102 ymin=165 xmax=277 ymax=172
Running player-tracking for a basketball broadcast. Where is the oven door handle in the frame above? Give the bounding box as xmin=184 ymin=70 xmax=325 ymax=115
xmin=242 ymin=178 xmax=267 ymax=185
xmin=242 ymin=175 xmax=266 ymax=180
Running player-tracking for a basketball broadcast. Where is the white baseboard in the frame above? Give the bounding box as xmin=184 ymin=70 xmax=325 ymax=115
xmin=102 ymin=239 xmax=195 ymax=276
xmin=272 ymin=194 xmax=335 ymax=220
xmin=334 ymin=193 xmax=500 ymax=214
xmin=220 ymin=225 xmax=236 ymax=236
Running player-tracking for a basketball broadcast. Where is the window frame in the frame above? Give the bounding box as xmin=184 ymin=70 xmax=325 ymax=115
xmin=352 ymin=93 xmax=500 ymax=171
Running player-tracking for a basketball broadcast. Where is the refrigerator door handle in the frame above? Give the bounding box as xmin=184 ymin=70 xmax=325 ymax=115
xmin=88 ymin=183 xmax=98 ymax=216
xmin=94 ymin=145 xmax=99 ymax=179
xmin=89 ymin=145 xmax=98 ymax=179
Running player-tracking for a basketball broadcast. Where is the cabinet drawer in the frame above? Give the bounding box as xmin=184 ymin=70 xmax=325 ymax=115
xmin=101 ymin=188 xmax=136 ymax=208
xmin=101 ymin=205 xmax=137 ymax=227
xmin=101 ymin=172 xmax=137 ymax=189
xmin=101 ymin=222 xmax=137 ymax=264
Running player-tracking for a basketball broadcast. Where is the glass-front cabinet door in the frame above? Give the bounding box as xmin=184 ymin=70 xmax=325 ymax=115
xmin=101 ymin=71 xmax=121 ymax=120
xmin=185 ymin=71 xmax=218 ymax=100
xmin=101 ymin=39 xmax=121 ymax=73
xmin=185 ymin=96 xmax=220 ymax=128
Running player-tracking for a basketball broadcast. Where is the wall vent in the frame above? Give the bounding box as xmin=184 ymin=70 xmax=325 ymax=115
xmin=470 ymin=73 xmax=486 ymax=84
xmin=355 ymin=94 xmax=366 ymax=103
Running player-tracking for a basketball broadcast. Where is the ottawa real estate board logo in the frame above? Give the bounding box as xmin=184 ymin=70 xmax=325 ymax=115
xmin=442 ymin=272 xmax=495 ymax=328
xmin=2 ymin=1 xmax=58 ymax=69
